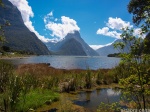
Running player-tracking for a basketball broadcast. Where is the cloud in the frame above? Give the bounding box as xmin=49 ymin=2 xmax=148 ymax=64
xmin=97 ymin=17 xmax=133 ymax=39
xmin=44 ymin=13 xmax=80 ymax=41
xmin=9 ymin=0 xmax=50 ymax=42
xmin=97 ymin=27 xmax=121 ymax=39
xmin=107 ymin=17 xmax=133 ymax=30
xmin=48 ymin=11 xmax=53 ymax=16
xmin=44 ymin=11 xmax=54 ymax=24
xmin=9 ymin=0 xmax=33 ymax=22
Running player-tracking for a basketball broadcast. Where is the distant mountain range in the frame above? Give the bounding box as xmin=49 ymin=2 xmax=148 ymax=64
xmin=96 ymin=36 xmax=150 ymax=56
xmin=46 ymin=31 xmax=99 ymax=56
xmin=96 ymin=39 xmax=130 ymax=56
xmin=2 ymin=0 xmax=149 ymax=56
xmin=0 ymin=0 xmax=50 ymax=55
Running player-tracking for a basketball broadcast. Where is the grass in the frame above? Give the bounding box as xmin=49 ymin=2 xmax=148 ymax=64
xmin=36 ymin=93 xmax=86 ymax=112
xmin=16 ymin=89 xmax=59 ymax=112
xmin=0 ymin=62 xmax=120 ymax=111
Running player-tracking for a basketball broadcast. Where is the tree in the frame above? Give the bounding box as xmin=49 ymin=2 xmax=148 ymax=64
xmin=143 ymin=32 xmax=150 ymax=54
xmin=114 ymin=27 xmax=150 ymax=110
xmin=113 ymin=1 xmax=150 ymax=110
xmin=128 ymin=0 xmax=150 ymax=33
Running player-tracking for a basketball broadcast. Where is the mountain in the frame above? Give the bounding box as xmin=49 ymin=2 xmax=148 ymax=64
xmin=96 ymin=42 xmax=119 ymax=56
xmin=46 ymin=31 xmax=99 ymax=56
xmin=0 ymin=0 xmax=50 ymax=55
xmin=57 ymin=38 xmax=87 ymax=55
xmin=96 ymin=39 xmax=129 ymax=56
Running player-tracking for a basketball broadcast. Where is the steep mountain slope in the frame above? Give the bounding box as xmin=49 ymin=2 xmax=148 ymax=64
xmin=0 ymin=0 xmax=50 ymax=55
xmin=46 ymin=31 xmax=99 ymax=56
xmin=57 ymin=38 xmax=87 ymax=55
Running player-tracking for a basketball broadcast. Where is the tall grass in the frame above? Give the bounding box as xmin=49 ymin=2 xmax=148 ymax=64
xmin=0 ymin=60 xmax=21 ymax=112
xmin=0 ymin=62 xmax=60 ymax=112
xmin=16 ymin=64 xmax=116 ymax=93
xmin=0 ymin=62 xmax=120 ymax=111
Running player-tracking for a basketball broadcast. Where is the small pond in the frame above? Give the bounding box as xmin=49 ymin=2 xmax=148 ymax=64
xmin=37 ymin=88 xmax=123 ymax=112
xmin=73 ymin=88 xmax=121 ymax=111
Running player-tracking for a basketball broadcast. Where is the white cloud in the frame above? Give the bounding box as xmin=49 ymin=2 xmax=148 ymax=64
xmin=97 ymin=17 xmax=133 ymax=39
xmin=107 ymin=17 xmax=133 ymax=30
xmin=54 ymin=18 xmax=58 ymax=22
xmin=48 ymin=11 xmax=53 ymax=16
xmin=97 ymin=27 xmax=121 ymax=39
xmin=9 ymin=0 xmax=33 ymax=22
xmin=9 ymin=0 xmax=50 ymax=42
xmin=44 ymin=13 xmax=80 ymax=41
xmin=44 ymin=11 xmax=54 ymax=24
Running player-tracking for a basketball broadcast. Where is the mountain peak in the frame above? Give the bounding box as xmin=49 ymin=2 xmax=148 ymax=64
xmin=65 ymin=31 xmax=80 ymax=39
xmin=46 ymin=31 xmax=99 ymax=56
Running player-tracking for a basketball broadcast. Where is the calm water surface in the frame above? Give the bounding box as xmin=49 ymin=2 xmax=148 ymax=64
xmin=74 ymin=88 xmax=121 ymax=111
xmin=8 ymin=55 xmax=120 ymax=70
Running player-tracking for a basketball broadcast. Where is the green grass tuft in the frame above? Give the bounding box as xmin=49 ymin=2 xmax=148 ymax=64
xmin=16 ymin=89 xmax=59 ymax=112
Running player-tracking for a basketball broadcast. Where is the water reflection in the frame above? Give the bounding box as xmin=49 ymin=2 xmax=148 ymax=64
xmin=107 ymin=88 xmax=121 ymax=96
xmin=74 ymin=88 xmax=121 ymax=111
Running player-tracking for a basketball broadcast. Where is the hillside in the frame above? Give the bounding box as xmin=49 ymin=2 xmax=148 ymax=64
xmin=96 ymin=40 xmax=121 ymax=56
xmin=0 ymin=0 xmax=50 ymax=55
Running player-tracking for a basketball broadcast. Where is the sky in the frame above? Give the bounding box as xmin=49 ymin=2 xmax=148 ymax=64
xmin=8 ymin=0 xmax=140 ymax=50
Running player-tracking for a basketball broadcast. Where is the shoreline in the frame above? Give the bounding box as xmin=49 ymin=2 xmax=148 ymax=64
xmin=0 ymin=55 xmax=34 ymax=60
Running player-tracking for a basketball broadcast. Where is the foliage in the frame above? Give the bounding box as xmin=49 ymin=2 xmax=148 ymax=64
xmin=113 ymin=1 xmax=150 ymax=109
xmin=0 ymin=46 xmax=10 ymax=52
xmin=0 ymin=60 xmax=13 ymax=93
xmin=0 ymin=20 xmax=10 ymax=44
xmin=97 ymin=102 xmax=121 ymax=112
xmin=114 ymin=27 xmax=150 ymax=110
xmin=143 ymin=33 xmax=150 ymax=54
xmin=128 ymin=0 xmax=150 ymax=32
xmin=109 ymin=1 xmax=150 ymax=110
xmin=85 ymin=70 xmax=92 ymax=89
xmin=107 ymin=53 xmax=121 ymax=57
xmin=0 ymin=61 xmax=60 ymax=112
xmin=0 ymin=60 xmax=22 ymax=112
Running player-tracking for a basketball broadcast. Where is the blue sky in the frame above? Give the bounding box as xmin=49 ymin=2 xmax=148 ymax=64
xmin=9 ymin=0 xmax=137 ymax=49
